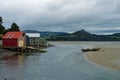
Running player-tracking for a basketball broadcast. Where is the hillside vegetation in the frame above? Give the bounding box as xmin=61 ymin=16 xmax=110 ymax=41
xmin=46 ymin=30 xmax=120 ymax=41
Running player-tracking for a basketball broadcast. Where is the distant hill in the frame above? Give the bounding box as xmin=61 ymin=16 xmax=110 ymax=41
xmin=24 ymin=30 xmax=69 ymax=37
xmin=112 ymin=33 xmax=120 ymax=36
xmin=46 ymin=30 xmax=120 ymax=41
xmin=23 ymin=30 xmax=120 ymax=41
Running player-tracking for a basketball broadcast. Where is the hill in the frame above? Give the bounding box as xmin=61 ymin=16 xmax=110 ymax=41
xmin=46 ymin=30 xmax=120 ymax=41
xmin=1 ymin=29 xmax=120 ymax=41
xmin=112 ymin=33 xmax=120 ymax=36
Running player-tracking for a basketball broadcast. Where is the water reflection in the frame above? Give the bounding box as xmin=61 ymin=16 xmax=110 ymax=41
xmin=18 ymin=55 xmax=25 ymax=66
xmin=0 ymin=53 xmax=27 ymax=80
xmin=0 ymin=42 xmax=120 ymax=80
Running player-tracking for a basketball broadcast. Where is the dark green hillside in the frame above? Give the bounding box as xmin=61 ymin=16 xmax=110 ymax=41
xmin=112 ymin=33 xmax=120 ymax=36
xmin=46 ymin=30 xmax=120 ymax=41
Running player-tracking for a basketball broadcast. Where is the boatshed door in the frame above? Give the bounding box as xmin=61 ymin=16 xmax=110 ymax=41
xmin=18 ymin=41 xmax=24 ymax=47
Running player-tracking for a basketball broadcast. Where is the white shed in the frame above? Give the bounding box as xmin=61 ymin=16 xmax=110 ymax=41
xmin=26 ymin=33 xmax=40 ymax=37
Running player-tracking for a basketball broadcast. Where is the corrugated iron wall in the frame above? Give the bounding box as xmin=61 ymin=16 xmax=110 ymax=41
xmin=2 ymin=39 xmax=17 ymax=47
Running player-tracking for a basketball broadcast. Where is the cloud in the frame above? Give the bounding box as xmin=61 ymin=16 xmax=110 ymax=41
xmin=0 ymin=0 xmax=120 ymax=34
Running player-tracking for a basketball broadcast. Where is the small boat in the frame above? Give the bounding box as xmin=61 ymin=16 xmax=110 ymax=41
xmin=82 ymin=48 xmax=100 ymax=52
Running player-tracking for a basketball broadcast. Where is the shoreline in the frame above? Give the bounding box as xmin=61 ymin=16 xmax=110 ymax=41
xmin=85 ymin=45 xmax=120 ymax=71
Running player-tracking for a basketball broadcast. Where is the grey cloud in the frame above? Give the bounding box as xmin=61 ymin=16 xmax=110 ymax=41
xmin=0 ymin=0 xmax=120 ymax=34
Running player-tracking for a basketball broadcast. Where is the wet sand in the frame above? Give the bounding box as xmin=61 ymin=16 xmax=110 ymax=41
xmin=85 ymin=44 xmax=120 ymax=71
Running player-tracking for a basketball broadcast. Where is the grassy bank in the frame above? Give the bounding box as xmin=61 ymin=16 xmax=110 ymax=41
xmin=0 ymin=40 xmax=2 ymax=49
xmin=0 ymin=34 xmax=3 ymax=40
xmin=0 ymin=40 xmax=2 ymax=44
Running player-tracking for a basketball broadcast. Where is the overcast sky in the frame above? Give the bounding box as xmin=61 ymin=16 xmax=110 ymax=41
xmin=1 ymin=0 xmax=120 ymax=34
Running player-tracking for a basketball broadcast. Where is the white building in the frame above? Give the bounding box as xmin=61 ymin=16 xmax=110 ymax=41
xmin=26 ymin=33 xmax=40 ymax=37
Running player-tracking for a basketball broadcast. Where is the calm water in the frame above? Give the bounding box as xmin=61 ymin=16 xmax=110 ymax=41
xmin=0 ymin=42 xmax=120 ymax=80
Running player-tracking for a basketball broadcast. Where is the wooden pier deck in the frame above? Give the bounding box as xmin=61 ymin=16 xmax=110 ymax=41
xmin=1 ymin=46 xmax=47 ymax=52
xmin=0 ymin=46 xmax=47 ymax=59
xmin=0 ymin=42 xmax=54 ymax=58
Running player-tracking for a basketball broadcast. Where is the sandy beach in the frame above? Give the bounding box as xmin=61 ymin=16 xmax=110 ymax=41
xmin=85 ymin=43 xmax=120 ymax=71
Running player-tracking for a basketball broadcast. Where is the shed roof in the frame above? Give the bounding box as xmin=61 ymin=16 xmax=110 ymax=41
xmin=26 ymin=33 xmax=40 ymax=37
xmin=2 ymin=31 xmax=24 ymax=39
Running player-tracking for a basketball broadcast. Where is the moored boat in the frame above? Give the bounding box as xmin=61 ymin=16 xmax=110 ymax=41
xmin=82 ymin=48 xmax=100 ymax=52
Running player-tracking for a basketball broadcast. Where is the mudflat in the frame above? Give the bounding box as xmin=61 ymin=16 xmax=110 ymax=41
xmin=85 ymin=44 xmax=120 ymax=71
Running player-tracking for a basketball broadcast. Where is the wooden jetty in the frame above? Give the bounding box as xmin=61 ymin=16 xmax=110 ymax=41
xmin=27 ymin=43 xmax=54 ymax=48
xmin=0 ymin=42 xmax=54 ymax=53
xmin=2 ymin=46 xmax=47 ymax=52
xmin=0 ymin=46 xmax=47 ymax=59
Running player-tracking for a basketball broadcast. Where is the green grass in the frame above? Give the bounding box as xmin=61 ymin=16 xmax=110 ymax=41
xmin=0 ymin=34 xmax=3 ymax=47
xmin=0 ymin=45 xmax=2 ymax=49
xmin=0 ymin=40 xmax=2 ymax=45
xmin=0 ymin=40 xmax=2 ymax=49
xmin=39 ymin=49 xmax=47 ymax=52
xmin=0 ymin=34 xmax=3 ymax=40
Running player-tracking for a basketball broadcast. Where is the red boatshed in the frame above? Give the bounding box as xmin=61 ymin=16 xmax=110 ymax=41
xmin=2 ymin=31 xmax=26 ymax=47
